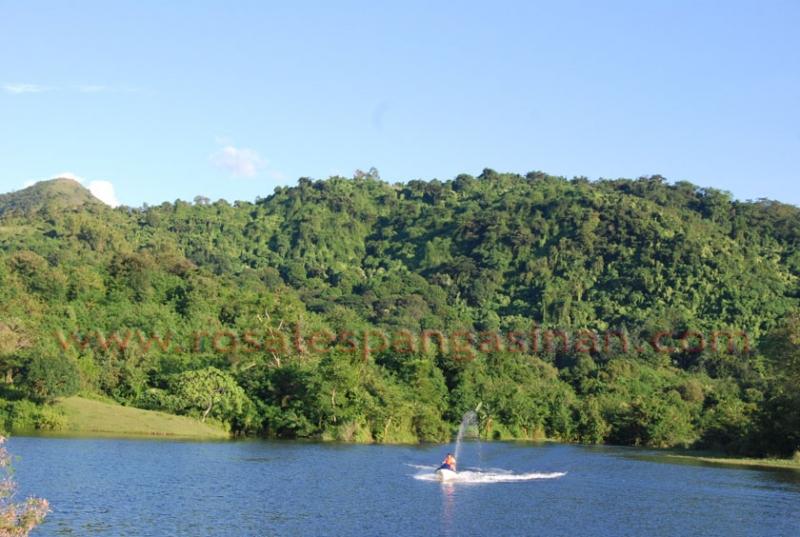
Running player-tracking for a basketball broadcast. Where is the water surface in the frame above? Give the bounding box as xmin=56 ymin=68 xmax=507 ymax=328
xmin=9 ymin=438 xmax=800 ymax=537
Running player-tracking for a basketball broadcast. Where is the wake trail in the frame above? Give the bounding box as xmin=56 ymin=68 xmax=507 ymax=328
xmin=412 ymin=468 xmax=566 ymax=483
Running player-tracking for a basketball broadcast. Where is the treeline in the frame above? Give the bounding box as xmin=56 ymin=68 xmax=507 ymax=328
xmin=0 ymin=171 xmax=798 ymax=456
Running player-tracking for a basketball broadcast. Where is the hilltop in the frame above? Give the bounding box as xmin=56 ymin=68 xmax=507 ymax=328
xmin=0 ymin=178 xmax=105 ymax=216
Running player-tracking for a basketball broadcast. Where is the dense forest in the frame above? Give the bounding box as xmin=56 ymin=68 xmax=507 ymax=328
xmin=0 ymin=170 xmax=798 ymax=457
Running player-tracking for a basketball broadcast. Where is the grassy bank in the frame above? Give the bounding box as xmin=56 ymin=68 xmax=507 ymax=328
xmin=36 ymin=396 xmax=230 ymax=439
xmin=659 ymin=451 xmax=800 ymax=471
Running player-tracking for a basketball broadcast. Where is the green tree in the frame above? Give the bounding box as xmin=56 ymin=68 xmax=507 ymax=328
xmin=172 ymin=367 xmax=251 ymax=424
xmin=21 ymin=354 xmax=80 ymax=404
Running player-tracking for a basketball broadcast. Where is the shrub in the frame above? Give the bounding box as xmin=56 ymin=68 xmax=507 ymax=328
xmin=3 ymin=400 xmax=66 ymax=433
xmin=21 ymin=354 xmax=80 ymax=404
xmin=0 ymin=436 xmax=49 ymax=535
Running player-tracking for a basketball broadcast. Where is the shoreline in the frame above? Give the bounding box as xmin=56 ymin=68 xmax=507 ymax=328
xmin=15 ymin=418 xmax=800 ymax=472
xmin=656 ymin=451 xmax=800 ymax=471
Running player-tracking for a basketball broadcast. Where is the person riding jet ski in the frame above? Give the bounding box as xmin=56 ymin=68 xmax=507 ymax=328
xmin=439 ymin=453 xmax=457 ymax=472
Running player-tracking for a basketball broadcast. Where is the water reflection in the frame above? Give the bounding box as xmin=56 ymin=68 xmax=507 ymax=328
xmin=440 ymin=482 xmax=456 ymax=536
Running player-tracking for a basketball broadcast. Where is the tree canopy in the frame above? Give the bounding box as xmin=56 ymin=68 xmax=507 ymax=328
xmin=0 ymin=172 xmax=798 ymax=456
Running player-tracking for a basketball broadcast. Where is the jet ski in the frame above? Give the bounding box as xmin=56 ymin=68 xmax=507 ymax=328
xmin=435 ymin=464 xmax=457 ymax=481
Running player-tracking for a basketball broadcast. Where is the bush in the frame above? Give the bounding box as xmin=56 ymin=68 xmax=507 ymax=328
xmin=0 ymin=436 xmax=49 ymax=535
xmin=1 ymin=400 xmax=66 ymax=432
xmin=21 ymin=354 xmax=81 ymax=403
xmin=134 ymin=388 xmax=181 ymax=413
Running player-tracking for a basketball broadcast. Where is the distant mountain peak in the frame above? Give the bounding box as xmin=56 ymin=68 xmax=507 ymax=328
xmin=49 ymin=176 xmax=83 ymax=184
xmin=0 ymin=178 xmax=105 ymax=216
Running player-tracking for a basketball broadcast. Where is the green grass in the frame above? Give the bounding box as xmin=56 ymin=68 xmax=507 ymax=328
xmin=659 ymin=450 xmax=800 ymax=471
xmin=48 ymin=396 xmax=229 ymax=439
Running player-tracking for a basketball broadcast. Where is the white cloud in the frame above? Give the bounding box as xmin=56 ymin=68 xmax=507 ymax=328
xmin=86 ymin=180 xmax=120 ymax=207
xmin=210 ymin=145 xmax=265 ymax=177
xmin=3 ymin=83 xmax=148 ymax=96
xmin=3 ymin=83 xmax=46 ymax=94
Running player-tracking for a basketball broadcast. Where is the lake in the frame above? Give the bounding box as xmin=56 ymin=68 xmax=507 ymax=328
xmin=9 ymin=437 xmax=800 ymax=537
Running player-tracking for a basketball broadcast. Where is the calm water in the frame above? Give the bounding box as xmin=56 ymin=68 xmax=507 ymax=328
xmin=9 ymin=437 xmax=800 ymax=537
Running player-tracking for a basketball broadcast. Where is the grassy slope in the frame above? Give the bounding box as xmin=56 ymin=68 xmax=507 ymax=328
xmin=662 ymin=452 xmax=800 ymax=471
xmin=52 ymin=396 xmax=229 ymax=439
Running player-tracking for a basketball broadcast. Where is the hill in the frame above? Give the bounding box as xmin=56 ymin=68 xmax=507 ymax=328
xmin=0 ymin=178 xmax=104 ymax=216
xmin=0 ymin=170 xmax=798 ymax=456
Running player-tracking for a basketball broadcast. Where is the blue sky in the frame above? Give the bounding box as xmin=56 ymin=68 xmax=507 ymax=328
xmin=1 ymin=0 xmax=798 ymax=207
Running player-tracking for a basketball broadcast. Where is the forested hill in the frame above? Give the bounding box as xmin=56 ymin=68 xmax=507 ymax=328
xmin=1 ymin=170 xmax=799 ymax=456
xmin=0 ymin=177 xmax=104 ymax=216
